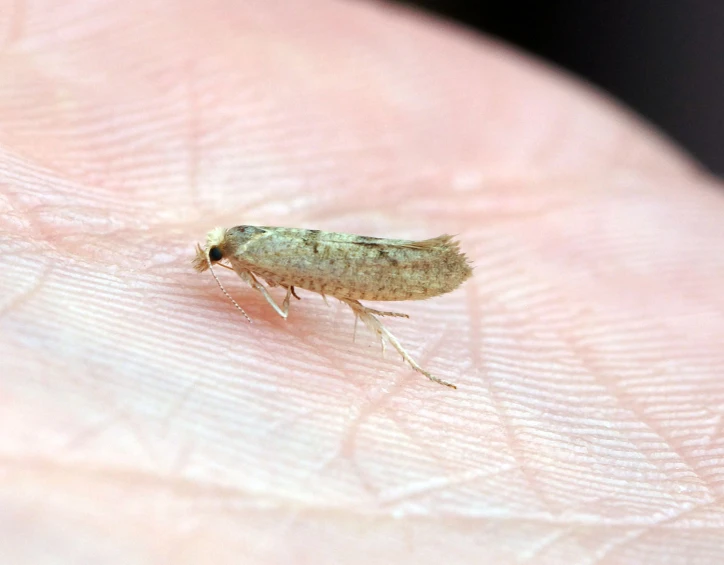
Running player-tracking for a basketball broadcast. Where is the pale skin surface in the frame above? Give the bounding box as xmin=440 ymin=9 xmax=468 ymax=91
xmin=1 ymin=1 xmax=724 ymax=563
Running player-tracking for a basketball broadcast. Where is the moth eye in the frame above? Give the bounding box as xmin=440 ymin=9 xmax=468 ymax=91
xmin=208 ymin=246 xmax=223 ymax=262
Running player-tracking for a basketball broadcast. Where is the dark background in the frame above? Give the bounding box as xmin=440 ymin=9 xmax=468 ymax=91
xmin=407 ymin=1 xmax=723 ymax=176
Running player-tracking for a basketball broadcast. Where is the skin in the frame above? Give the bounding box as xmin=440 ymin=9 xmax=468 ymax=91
xmin=1 ymin=1 xmax=723 ymax=564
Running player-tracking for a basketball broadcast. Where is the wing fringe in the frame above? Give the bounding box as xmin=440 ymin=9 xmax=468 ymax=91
xmin=400 ymin=234 xmax=460 ymax=250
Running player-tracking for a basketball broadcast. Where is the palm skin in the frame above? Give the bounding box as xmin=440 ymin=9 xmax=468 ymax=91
xmin=1 ymin=1 xmax=723 ymax=564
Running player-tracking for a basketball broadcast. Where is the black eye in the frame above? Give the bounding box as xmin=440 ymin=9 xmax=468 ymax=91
xmin=209 ymin=246 xmax=223 ymax=262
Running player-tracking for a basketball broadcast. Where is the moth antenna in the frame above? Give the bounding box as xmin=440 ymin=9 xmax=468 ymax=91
xmin=206 ymin=252 xmax=252 ymax=323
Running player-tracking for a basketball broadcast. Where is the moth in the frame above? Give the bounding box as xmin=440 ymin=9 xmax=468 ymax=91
xmin=193 ymin=226 xmax=472 ymax=388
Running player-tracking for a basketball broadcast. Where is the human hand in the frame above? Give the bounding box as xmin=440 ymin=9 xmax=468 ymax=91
xmin=1 ymin=1 xmax=723 ymax=564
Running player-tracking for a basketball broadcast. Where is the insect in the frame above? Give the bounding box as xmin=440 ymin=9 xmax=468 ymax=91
xmin=193 ymin=226 xmax=473 ymax=388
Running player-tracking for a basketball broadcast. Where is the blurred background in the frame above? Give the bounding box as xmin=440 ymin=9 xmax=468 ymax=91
xmin=407 ymin=1 xmax=724 ymax=176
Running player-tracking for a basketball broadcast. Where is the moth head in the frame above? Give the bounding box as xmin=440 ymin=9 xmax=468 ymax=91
xmin=192 ymin=226 xmax=251 ymax=323
xmin=192 ymin=227 xmax=227 ymax=272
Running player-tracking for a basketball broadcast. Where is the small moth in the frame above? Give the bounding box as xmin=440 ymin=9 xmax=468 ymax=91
xmin=193 ymin=226 xmax=472 ymax=388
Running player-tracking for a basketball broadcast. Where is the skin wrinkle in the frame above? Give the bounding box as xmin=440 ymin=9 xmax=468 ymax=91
xmin=706 ymin=413 xmax=724 ymax=449
xmin=516 ymin=526 xmax=574 ymax=563
xmin=387 ymin=414 xmax=469 ymax=479
xmin=2 ymin=457 xmax=723 ymax=563
xmin=0 ymin=0 xmax=25 ymax=48
xmin=590 ymin=498 xmax=724 ymax=565
xmin=8 ymin=439 xmax=709 ymax=533
xmin=60 ymin=367 xmax=180 ymax=471
xmin=475 ymin=242 xmax=718 ymax=491
xmin=325 ymin=360 xmax=458 ymax=499
xmin=67 ymin=399 xmax=180 ymax=477
xmin=463 ymin=269 xmax=561 ymax=514
xmin=2 ymin=0 xmax=724 ymax=563
xmin=257 ymin=299 xmax=367 ymax=387
xmin=0 ymin=454 xmax=273 ymax=504
xmin=0 ymin=262 xmax=51 ymax=317
xmin=62 ymin=406 xmax=133 ymax=452
xmin=484 ymin=370 xmax=560 ymax=515
xmin=363 ymin=400 xmax=461 ymax=491
xmin=185 ymin=62 xmax=202 ymax=212
xmin=326 ymin=402 xmax=401 ymax=498
xmin=563 ymin=318 xmax=717 ymax=492
xmin=378 ymin=465 xmax=519 ymax=508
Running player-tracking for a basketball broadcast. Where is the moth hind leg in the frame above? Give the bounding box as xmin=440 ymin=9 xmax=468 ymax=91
xmin=361 ymin=306 xmax=409 ymax=319
xmin=340 ymin=298 xmax=456 ymax=389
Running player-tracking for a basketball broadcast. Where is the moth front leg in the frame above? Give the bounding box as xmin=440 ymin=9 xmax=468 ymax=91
xmin=238 ymin=270 xmax=290 ymax=319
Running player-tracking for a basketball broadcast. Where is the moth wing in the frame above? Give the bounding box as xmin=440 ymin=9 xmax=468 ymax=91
xmin=398 ymin=234 xmax=459 ymax=250
xmin=320 ymin=233 xmax=459 ymax=251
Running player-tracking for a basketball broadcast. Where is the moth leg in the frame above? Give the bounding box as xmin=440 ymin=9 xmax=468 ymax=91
xmin=348 ymin=306 xmax=384 ymax=352
xmin=340 ymin=299 xmax=456 ymax=389
xmin=239 ymin=271 xmax=290 ymax=319
xmin=360 ymin=306 xmax=409 ymax=319
xmin=281 ymin=286 xmax=293 ymax=316
xmin=290 ymin=286 xmax=301 ymax=300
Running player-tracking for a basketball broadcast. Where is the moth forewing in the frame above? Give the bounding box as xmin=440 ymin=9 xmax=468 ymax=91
xmin=193 ymin=225 xmax=472 ymax=388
